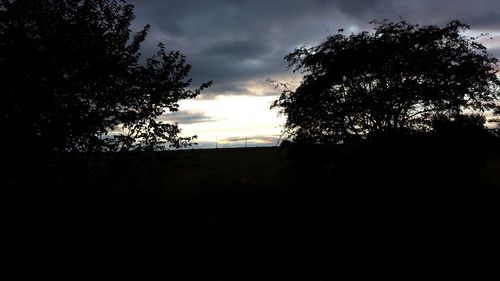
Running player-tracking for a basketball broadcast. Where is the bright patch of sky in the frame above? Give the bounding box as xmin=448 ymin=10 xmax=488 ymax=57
xmin=166 ymin=95 xmax=285 ymax=149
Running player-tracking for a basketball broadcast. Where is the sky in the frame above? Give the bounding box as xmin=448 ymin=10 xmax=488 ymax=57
xmin=129 ymin=0 xmax=500 ymax=149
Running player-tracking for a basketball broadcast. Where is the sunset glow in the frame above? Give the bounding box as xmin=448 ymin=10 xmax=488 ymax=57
xmin=165 ymin=94 xmax=285 ymax=148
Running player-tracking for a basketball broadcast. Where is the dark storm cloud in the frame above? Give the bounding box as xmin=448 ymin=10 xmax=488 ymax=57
xmin=196 ymin=82 xmax=277 ymax=98
xmin=328 ymin=0 xmax=500 ymax=28
xmin=129 ymin=0 xmax=344 ymax=96
xmin=129 ymin=0 xmax=500 ymax=98
xmin=159 ymin=111 xmax=218 ymax=124
xmin=201 ymin=39 xmax=270 ymax=58
xmin=222 ymin=135 xmax=281 ymax=143
xmin=462 ymin=10 xmax=500 ymax=30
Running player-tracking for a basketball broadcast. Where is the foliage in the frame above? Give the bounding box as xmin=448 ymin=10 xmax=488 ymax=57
xmin=272 ymin=19 xmax=500 ymax=144
xmin=0 ymin=0 xmax=211 ymax=152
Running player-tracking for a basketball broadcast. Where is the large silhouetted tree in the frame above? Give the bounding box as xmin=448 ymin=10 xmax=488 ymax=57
xmin=0 ymin=0 xmax=211 ymax=152
xmin=272 ymin=20 xmax=500 ymax=144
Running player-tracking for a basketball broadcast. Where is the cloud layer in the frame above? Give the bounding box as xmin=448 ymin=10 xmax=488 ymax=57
xmin=130 ymin=0 xmax=500 ymax=98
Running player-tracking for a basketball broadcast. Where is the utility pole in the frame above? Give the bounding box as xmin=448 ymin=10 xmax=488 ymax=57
xmin=245 ymin=138 xmax=247 ymax=148
xmin=215 ymin=137 xmax=218 ymax=149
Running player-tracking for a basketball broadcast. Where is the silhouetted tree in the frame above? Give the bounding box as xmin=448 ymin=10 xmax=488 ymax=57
xmin=0 ymin=0 xmax=211 ymax=152
xmin=431 ymin=113 xmax=491 ymax=141
xmin=272 ymin=20 xmax=500 ymax=144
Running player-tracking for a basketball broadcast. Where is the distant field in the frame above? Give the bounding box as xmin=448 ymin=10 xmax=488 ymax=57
xmin=4 ymin=147 xmax=289 ymax=194
xmin=5 ymin=141 xmax=500 ymax=280
xmin=161 ymin=147 xmax=291 ymax=191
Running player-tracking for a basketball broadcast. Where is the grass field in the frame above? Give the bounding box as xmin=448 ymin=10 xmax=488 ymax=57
xmin=5 ymin=139 xmax=500 ymax=280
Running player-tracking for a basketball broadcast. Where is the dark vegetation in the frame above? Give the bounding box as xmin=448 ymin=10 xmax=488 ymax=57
xmin=3 ymin=0 xmax=500 ymax=280
xmin=5 ymin=138 xmax=500 ymax=280
xmin=272 ymin=20 xmax=500 ymax=143
xmin=0 ymin=0 xmax=211 ymax=152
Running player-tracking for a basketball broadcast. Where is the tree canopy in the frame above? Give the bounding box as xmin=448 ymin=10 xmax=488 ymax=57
xmin=272 ymin=20 xmax=500 ymax=144
xmin=0 ymin=0 xmax=211 ymax=152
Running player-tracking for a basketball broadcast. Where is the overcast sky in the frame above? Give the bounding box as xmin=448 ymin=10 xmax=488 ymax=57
xmin=129 ymin=0 xmax=500 ymax=148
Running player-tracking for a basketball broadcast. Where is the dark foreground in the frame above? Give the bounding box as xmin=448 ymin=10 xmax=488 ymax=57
xmin=4 ymin=137 xmax=500 ymax=280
